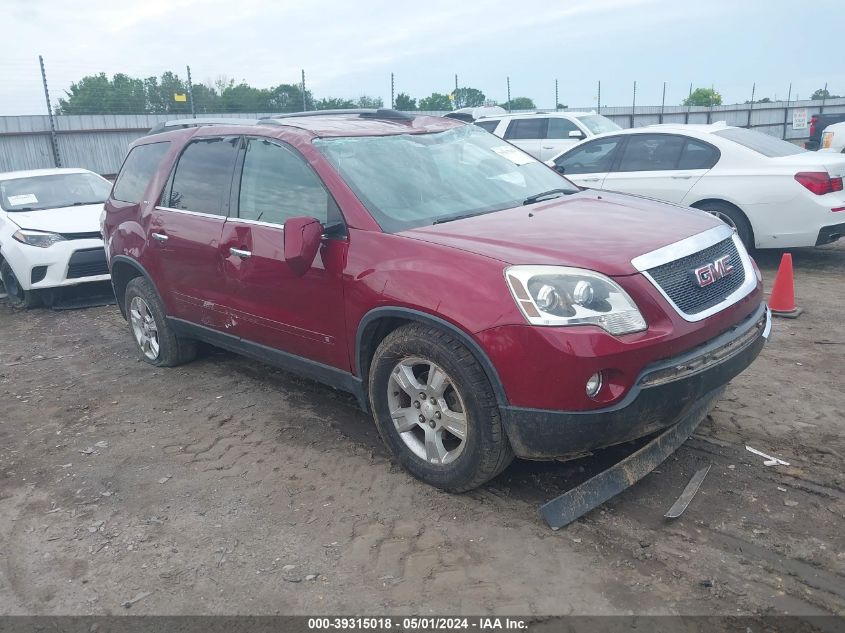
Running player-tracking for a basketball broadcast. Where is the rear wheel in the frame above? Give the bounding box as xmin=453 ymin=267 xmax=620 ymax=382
xmin=368 ymin=323 xmax=513 ymax=492
xmin=0 ymin=261 xmax=40 ymax=309
xmin=124 ymin=277 xmax=196 ymax=367
xmin=695 ymin=201 xmax=753 ymax=250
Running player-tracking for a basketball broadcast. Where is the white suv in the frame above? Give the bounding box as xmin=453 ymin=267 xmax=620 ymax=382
xmin=474 ymin=111 xmax=621 ymax=161
xmin=0 ymin=168 xmax=112 ymax=308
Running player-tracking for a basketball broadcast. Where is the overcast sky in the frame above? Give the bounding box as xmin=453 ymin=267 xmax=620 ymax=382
xmin=3 ymin=0 xmax=844 ymax=115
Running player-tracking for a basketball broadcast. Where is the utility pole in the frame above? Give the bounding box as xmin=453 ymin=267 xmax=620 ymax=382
xmin=506 ymin=76 xmax=511 ymax=112
xmin=555 ymin=79 xmax=559 ymax=111
xmin=38 ymin=55 xmax=61 ymax=168
xmin=186 ymin=65 xmax=196 ymax=118
xmin=301 ymin=69 xmax=307 ymax=112
xmin=390 ymin=72 xmax=395 ymax=109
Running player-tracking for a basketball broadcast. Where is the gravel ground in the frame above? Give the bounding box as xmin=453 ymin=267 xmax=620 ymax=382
xmin=0 ymin=243 xmax=843 ymax=617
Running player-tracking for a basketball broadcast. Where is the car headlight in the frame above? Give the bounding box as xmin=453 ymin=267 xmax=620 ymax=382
xmin=505 ymin=265 xmax=647 ymax=335
xmin=12 ymin=229 xmax=66 ymax=248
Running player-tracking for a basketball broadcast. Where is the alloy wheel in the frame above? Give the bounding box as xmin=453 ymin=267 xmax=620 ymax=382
xmin=387 ymin=357 xmax=468 ymax=465
xmin=129 ymin=296 xmax=160 ymax=360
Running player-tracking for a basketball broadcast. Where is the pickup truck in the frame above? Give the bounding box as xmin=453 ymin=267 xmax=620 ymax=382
xmin=805 ymin=113 xmax=845 ymax=150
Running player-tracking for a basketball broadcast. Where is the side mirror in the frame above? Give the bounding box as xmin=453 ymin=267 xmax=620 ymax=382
xmin=284 ymin=216 xmax=323 ymax=276
xmin=569 ymin=130 xmax=584 ymax=139
xmin=554 ymin=164 xmax=566 ymax=174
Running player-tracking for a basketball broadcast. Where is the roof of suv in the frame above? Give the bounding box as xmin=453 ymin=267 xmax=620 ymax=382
xmin=147 ymin=111 xmax=461 ymax=140
xmin=478 ymin=111 xmax=598 ymax=120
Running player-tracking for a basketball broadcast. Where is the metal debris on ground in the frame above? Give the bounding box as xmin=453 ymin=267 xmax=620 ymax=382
xmin=664 ymin=464 xmax=711 ymax=519
xmin=121 ymin=591 xmax=151 ymax=608
xmin=745 ymin=445 xmax=790 ymax=466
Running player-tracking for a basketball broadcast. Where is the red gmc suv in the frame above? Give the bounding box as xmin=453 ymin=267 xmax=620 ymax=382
xmin=102 ymin=110 xmax=770 ymax=494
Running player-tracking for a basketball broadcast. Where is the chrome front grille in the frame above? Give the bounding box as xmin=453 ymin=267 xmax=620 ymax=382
xmin=646 ymin=237 xmax=744 ymax=315
xmin=631 ymin=225 xmax=756 ymax=322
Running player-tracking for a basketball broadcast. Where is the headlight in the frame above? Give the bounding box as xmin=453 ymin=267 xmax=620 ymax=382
xmin=12 ymin=229 xmax=66 ymax=248
xmin=505 ymin=265 xmax=647 ymax=335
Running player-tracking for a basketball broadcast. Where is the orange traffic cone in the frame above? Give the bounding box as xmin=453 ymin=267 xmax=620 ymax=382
xmin=769 ymin=253 xmax=802 ymax=318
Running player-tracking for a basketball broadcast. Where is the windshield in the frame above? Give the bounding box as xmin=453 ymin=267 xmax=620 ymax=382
xmin=314 ymin=125 xmax=577 ymax=232
xmin=0 ymin=172 xmax=111 ymax=212
xmin=713 ymin=127 xmax=807 ymax=158
xmin=576 ymin=115 xmax=622 ymax=135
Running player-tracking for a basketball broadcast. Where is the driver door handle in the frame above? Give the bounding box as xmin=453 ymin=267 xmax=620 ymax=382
xmin=581 ymin=177 xmax=602 ymax=182
xmin=151 ymin=232 xmax=168 ymax=242
xmin=671 ymin=174 xmax=693 ymax=179
xmin=229 ymin=247 xmax=252 ymax=259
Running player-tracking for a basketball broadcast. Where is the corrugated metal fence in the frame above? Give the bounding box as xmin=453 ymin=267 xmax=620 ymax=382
xmin=2 ymin=99 xmax=844 ymax=176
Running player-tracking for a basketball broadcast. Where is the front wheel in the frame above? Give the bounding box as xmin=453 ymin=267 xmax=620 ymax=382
xmin=368 ymin=323 xmax=513 ymax=492
xmin=0 ymin=261 xmax=40 ymax=309
xmin=124 ymin=277 xmax=196 ymax=367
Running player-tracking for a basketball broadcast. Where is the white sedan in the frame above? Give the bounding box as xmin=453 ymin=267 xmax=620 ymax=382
xmin=547 ymin=123 xmax=845 ymax=249
xmin=0 ymin=168 xmax=112 ymax=308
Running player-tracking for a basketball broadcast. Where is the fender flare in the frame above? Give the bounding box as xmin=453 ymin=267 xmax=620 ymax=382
xmin=355 ymin=306 xmax=509 ymax=406
xmin=109 ymin=255 xmax=166 ymax=318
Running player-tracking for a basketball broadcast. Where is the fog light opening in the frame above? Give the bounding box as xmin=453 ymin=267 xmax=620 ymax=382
xmin=586 ymin=372 xmax=604 ymax=399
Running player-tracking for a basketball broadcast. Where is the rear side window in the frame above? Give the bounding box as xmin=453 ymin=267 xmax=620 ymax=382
xmin=163 ymin=137 xmax=239 ymax=215
xmin=713 ymin=127 xmax=806 ymax=157
xmin=237 ymin=139 xmax=332 ymax=225
xmin=474 ymin=120 xmax=500 ymax=133
xmin=112 ymin=142 xmax=170 ymax=204
xmin=546 ymin=118 xmax=579 ymax=139
xmin=617 ymin=134 xmax=685 ymax=172
xmin=554 ymin=138 xmax=623 ymax=175
xmin=678 ymin=139 xmax=720 ymax=169
xmin=505 ymin=118 xmax=546 ymax=140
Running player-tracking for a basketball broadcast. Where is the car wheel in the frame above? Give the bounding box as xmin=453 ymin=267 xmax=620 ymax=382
xmin=696 ymin=201 xmax=754 ymax=250
xmin=368 ymin=323 xmax=514 ymax=492
xmin=124 ymin=277 xmax=197 ymax=367
xmin=0 ymin=261 xmax=40 ymax=309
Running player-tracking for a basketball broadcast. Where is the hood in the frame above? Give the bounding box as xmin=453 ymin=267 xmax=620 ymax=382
xmin=5 ymin=203 xmax=104 ymax=234
xmin=769 ymin=152 xmax=845 ymax=178
xmin=399 ymin=190 xmax=722 ymax=276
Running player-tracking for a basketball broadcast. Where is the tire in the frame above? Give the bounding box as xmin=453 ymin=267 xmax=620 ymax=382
xmin=695 ymin=201 xmax=754 ymax=250
xmin=368 ymin=323 xmax=514 ymax=492
xmin=0 ymin=261 xmax=40 ymax=309
xmin=124 ymin=276 xmax=196 ymax=367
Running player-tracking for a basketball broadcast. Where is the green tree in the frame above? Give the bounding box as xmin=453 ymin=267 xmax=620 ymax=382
xmin=556 ymin=103 xmax=568 ymax=110
xmin=811 ymin=88 xmax=841 ymax=100
xmin=503 ymin=97 xmax=536 ymax=111
xmin=394 ymin=92 xmax=416 ymax=111
xmin=452 ymin=87 xmax=485 ymax=108
xmin=355 ymin=95 xmax=384 ymax=108
xmin=314 ymin=97 xmax=356 ymax=110
xmin=268 ymin=84 xmax=313 ymax=112
xmin=58 ymin=72 xmax=147 ymax=114
xmin=418 ymin=92 xmax=453 ymax=111
xmin=682 ymin=87 xmax=722 ymax=106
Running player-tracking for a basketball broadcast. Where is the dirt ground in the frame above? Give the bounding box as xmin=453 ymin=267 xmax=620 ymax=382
xmin=0 ymin=243 xmax=843 ymax=618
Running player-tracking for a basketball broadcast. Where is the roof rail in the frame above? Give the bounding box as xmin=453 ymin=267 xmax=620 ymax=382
xmin=260 ymin=109 xmax=415 ymax=123
xmin=146 ymin=117 xmax=261 ymax=135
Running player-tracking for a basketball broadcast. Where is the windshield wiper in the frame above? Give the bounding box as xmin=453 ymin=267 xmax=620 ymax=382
xmin=72 ymin=201 xmax=105 ymax=206
xmin=432 ymin=210 xmax=496 ymax=225
xmin=522 ymin=189 xmax=573 ymax=205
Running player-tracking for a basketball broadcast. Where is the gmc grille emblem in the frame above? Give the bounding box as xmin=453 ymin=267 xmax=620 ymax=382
xmin=693 ymin=255 xmax=734 ymax=287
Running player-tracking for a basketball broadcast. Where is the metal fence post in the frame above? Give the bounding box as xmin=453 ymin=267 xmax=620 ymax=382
xmin=685 ymin=83 xmax=692 ymax=124
xmin=747 ymin=82 xmax=755 ymax=128
xmin=301 ymin=69 xmax=307 ymax=111
xmin=782 ymin=82 xmax=792 ymax=140
xmin=38 ymin=55 xmax=61 ymax=168
xmin=186 ymin=65 xmax=196 ymax=118
xmin=659 ymin=81 xmax=666 ymax=124
xmin=631 ymin=80 xmax=636 ymax=128
xmin=390 ymin=72 xmax=395 ymax=109
xmin=820 ymin=82 xmax=827 ymax=115
xmin=506 ymin=77 xmax=511 ymax=112
xmin=555 ymin=79 xmax=559 ymax=111
xmin=597 ymin=80 xmax=601 ymax=113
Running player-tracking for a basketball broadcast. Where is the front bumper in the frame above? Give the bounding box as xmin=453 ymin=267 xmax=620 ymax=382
xmin=1 ymin=238 xmax=109 ymax=290
xmin=500 ymin=303 xmax=770 ymax=460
